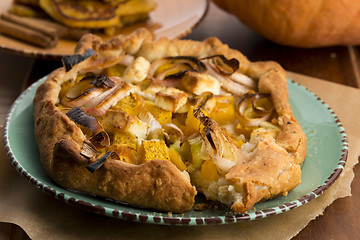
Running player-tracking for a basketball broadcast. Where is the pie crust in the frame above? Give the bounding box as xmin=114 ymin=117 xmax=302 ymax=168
xmin=33 ymin=28 xmax=306 ymax=213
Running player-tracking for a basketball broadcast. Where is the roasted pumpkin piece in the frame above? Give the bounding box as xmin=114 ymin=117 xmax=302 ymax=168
xmin=110 ymin=131 xmax=137 ymax=164
xmin=144 ymin=101 xmax=172 ymax=125
xmin=103 ymin=63 xmax=127 ymax=77
xmin=169 ymin=148 xmax=187 ymax=171
xmin=199 ymin=160 xmax=219 ymax=184
xmin=185 ymin=107 xmax=208 ymax=131
xmin=112 ymin=92 xmax=143 ymax=116
xmin=112 ymin=130 xmax=135 ymax=145
xmin=206 ymin=95 xmax=236 ymax=125
xmin=137 ymin=139 xmax=170 ymax=164
xmin=235 ymin=123 xmax=258 ymax=139
xmin=108 ymin=144 xmax=137 ymax=164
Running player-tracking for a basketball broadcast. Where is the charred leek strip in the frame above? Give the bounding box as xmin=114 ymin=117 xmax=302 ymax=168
xmin=62 ymin=77 xmax=105 ymax=108
xmin=89 ymin=130 xmax=110 ymax=149
xmin=66 ymin=107 xmax=102 ymax=135
xmin=62 ymin=49 xmax=96 ymax=72
xmin=80 ymin=140 xmax=98 ymax=159
xmin=83 ymin=80 xmax=131 ymax=117
xmin=91 ymin=74 xmax=116 ymax=88
xmin=205 ymin=127 xmax=216 ymax=149
xmin=86 ymin=151 xmax=120 ymax=173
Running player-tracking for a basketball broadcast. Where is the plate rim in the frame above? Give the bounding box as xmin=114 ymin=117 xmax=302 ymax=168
xmin=0 ymin=0 xmax=210 ymax=60
xmin=2 ymin=77 xmax=348 ymax=226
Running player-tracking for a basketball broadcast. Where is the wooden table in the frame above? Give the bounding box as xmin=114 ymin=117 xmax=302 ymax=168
xmin=0 ymin=2 xmax=359 ymax=239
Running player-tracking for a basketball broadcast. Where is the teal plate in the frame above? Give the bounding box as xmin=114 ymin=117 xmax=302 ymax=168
xmin=3 ymin=77 xmax=348 ymax=225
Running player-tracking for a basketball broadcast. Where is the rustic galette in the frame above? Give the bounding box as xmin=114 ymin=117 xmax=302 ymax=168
xmin=33 ymin=28 xmax=307 ymax=214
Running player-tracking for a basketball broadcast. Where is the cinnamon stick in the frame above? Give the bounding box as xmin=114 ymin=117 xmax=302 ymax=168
xmin=1 ymin=12 xmax=59 ymax=42
xmin=30 ymin=17 xmax=90 ymax=40
xmin=0 ymin=12 xmax=90 ymax=48
xmin=0 ymin=18 xmax=56 ymax=48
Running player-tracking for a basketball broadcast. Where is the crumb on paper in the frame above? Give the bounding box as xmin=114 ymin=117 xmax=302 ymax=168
xmin=330 ymin=53 xmax=337 ymax=59
xmin=193 ymin=203 xmax=210 ymax=211
xmin=236 ymin=223 xmax=248 ymax=228
xmin=193 ymin=201 xmax=228 ymax=211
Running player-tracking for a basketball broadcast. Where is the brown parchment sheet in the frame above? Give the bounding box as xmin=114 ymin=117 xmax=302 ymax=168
xmin=0 ymin=72 xmax=359 ymax=240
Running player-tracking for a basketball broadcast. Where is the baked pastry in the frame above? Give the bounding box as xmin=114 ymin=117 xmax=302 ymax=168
xmin=38 ymin=0 xmax=156 ymax=32
xmin=33 ymin=28 xmax=306 ymax=214
xmin=2 ymin=0 xmax=156 ymax=49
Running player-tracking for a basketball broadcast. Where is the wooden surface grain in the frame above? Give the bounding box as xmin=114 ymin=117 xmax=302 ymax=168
xmin=0 ymin=2 xmax=359 ymax=239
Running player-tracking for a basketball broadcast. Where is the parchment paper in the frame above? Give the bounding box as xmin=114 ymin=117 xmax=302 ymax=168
xmin=0 ymin=72 xmax=358 ymax=240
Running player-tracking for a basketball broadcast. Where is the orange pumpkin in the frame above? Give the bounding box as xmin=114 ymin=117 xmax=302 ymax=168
xmin=213 ymin=0 xmax=360 ymax=47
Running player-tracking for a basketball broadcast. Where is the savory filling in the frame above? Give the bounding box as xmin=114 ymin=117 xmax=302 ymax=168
xmin=56 ymin=54 xmax=281 ymax=207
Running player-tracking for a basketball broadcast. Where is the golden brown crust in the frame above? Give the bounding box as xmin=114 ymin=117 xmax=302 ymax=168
xmin=75 ymin=28 xmax=152 ymax=56
xmin=223 ymin=58 xmax=306 ymax=212
xmin=34 ymin=68 xmax=86 ymax=174
xmin=33 ymin=30 xmax=196 ymax=213
xmin=226 ymin=134 xmax=302 ymax=213
xmin=33 ymin=28 xmax=306 ymax=214
xmin=53 ymin=139 xmax=195 ymax=212
xmin=34 ymin=79 xmax=196 ymax=213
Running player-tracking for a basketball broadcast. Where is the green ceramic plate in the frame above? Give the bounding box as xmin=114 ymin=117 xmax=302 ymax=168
xmin=3 ymin=77 xmax=348 ymax=225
